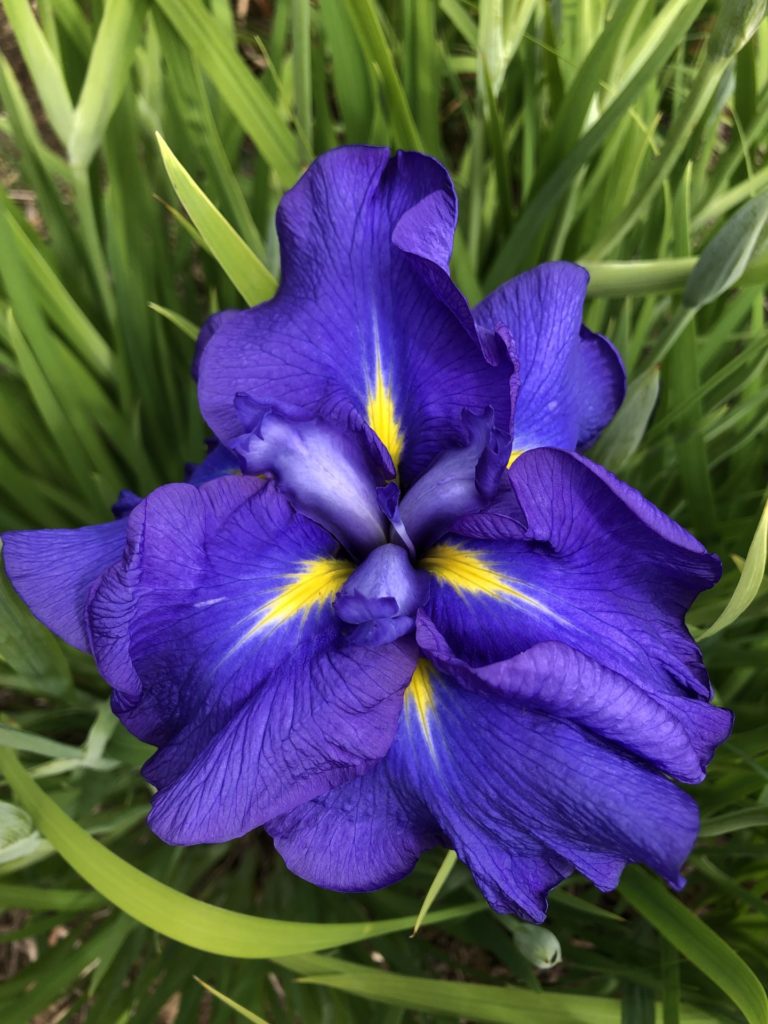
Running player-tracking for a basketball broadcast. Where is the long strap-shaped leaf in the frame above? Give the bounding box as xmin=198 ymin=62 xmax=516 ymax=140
xmin=155 ymin=0 xmax=299 ymax=186
xmin=279 ymin=955 xmax=721 ymax=1024
xmin=157 ymin=134 xmax=277 ymax=306
xmin=0 ymin=748 xmax=481 ymax=958
xmin=485 ymin=0 xmax=708 ymax=286
xmin=620 ymin=867 xmax=768 ymax=1024
xmin=3 ymin=0 xmax=74 ymax=144
xmin=67 ymin=0 xmax=150 ymax=168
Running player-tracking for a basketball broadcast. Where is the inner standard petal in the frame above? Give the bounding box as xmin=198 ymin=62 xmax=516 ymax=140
xmin=231 ymin=403 xmax=390 ymax=557
xmin=398 ymin=408 xmax=513 ymax=550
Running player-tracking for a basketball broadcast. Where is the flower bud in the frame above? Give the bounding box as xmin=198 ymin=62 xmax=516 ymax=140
xmin=511 ymin=923 xmax=563 ymax=970
xmin=0 ymin=799 xmax=42 ymax=865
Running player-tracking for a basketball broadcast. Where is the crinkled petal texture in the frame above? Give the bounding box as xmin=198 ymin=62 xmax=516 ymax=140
xmin=475 ymin=262 xmax=625 ymax=451
xmin=1 ymin=519 xmax=129 ymax=650
xmin=86 ymin=476 xmax=417 ymax=843
xmin=269 ymin=623 xmax=724 ymax=919
xmin=196 ymin=146 xmax=513 ymax=487
xmin=425 ymin=448 xmax=722 ymax=701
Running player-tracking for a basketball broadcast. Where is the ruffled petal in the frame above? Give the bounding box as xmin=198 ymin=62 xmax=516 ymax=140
xmin=88 ymin=475 xmax=343 ymax=745
xmin=266 ymin=757 xmax=442 ymax=893
xmin=2 ymin=519 xmax=128 ymax=650
xmin=474 ymin=263 xmax=625 ymax=451
xmin=147 ymin=635 xmax=416 ymax=844
xmin=424 ymin=448 xmax=720 ymax=698
xmin=85 ymin=475 xmax=416 ymax=842
xmin=417 ymin=617 xmax=731 ymax=785
xmin=395 ymin=654 xmax=700 ymax=918
xmin=268 ymin=632 xmax=712 ymax=918
xmin=197 ymin=147 xmax=514 ymax=488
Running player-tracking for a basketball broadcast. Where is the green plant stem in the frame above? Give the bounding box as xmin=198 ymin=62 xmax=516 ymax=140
xmin=583 ymin=250 xmax=768 ymax=297
xmin=291 ymin=0 xmax=313 ymax=161
xmin=70 ymin=165 xmax=117 ymax=329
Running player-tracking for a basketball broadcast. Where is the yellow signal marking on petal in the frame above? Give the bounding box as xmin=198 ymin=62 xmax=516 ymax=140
xmin=366 ymin=350 xmax=404 ymax=470
xmin=507 ymin=449 xmax=524 ymax=468
xmin=420 ymin=544 xmax=548 ymax=611
xmin=405 ymin=659 xmax=437 ymax=754
xmin=240 ymin=557 xmax=354 ymax=643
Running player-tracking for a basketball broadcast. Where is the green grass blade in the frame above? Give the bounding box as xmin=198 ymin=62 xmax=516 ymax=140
xmin=194 ymin=977 xmax=273 ymax=1024
xmin=412 ymin=849 xmax=457 ymax=936
xmin=0 ymin=748 xmax=483 ymax=958
xmin=0 ymin=882 xmax=104 ymax=912
xmin=67 ymin=0 xmax=150 ymax=168
xmin=3 ymin=212 xmax=112 ymax=379
xmin=684 ymin=192 xmax=768 ymax=308
xmin=698 ymin=496 xmax=768 ymax=639
xmin=3 ymin=0 xmax=74 ymax=143
xmin=155 ymin=0 xmax=299 ymax=185
xmin=291 ymin=0 xmax=313 ymax=159
xmin=294 ymin=962 xmax=720 ymax=1023
xmin=320 ymin=0 xmax=374 ymax=142
xmin=344 ymin=0 xmax=422 ymax=150
xmin=619 ymin=868 xmax=768 ymax=1024
xmin=591 ymin=367 xmax=660 ymax=473
xmin=486 ymin=0 xmax=707 ymax=285
xmin=156 ymin=134 xmax=277 ymax=305
xmin=148 ymin=303 xmax=198 ymax=341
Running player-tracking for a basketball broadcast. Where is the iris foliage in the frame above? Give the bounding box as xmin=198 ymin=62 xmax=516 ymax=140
xmin=0 ymin=0 xmax=767 ymax=1021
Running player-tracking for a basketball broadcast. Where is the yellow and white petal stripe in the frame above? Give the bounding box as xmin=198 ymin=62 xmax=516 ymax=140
xmin=405 ymin=659 xmax=438 ymax=756
xmin=229 ymin=557 xmax=354 ymax=654
xmin=366 ymin=348 xmax=404 ymax=471
xmin=420 ymin=543 xmax=551 ymax=614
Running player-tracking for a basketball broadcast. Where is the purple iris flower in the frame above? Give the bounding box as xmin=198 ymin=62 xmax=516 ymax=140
xmin=2 ymin=147 xmax=731 ymax=921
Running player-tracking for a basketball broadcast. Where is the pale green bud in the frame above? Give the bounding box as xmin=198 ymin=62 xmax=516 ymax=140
xmin=511 ymin=923 xmax=563 ymax=970
xmin=0 ymin=799 xmax=43 ymax=865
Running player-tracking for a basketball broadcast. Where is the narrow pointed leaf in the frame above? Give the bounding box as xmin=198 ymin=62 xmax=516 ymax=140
xmin=194 ymin=978 xmax=272 ymax=1024
xmin=0 ymin=749 xmax=482 ymax=958
xmin=412 ymin=849 xmax=457 ymax=936
xmin=683 ymin=193 xmax=768 ymax=308
xmin=157 ymin=134 xmax=277 ymax=306
xmin=619 ymin=867 xmax=768 ymax=1024
xmin=68 ymin=0 xmax=150 ymax=167
xmin=698 ymin=497 xmax=768 ymax=638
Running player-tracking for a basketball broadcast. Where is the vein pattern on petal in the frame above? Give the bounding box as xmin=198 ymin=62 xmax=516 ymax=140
xmin=232 ymin=557 xmax=354 ymax=652
xmin=405 ymin=659 xmax=437 ymax=756
xmin=420 ymin=543 xmax=550 ymax=615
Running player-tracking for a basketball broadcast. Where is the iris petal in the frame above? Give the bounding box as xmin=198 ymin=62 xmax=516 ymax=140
xmin=196 ymin=147 xmax=514 ymax=488
xmin=427 ymin=448 xmax=720 ymax=698
xmin=417 ymin=615 xmax=732 ymax=785
xmin=85 ymin=474 xmax=416 ymax=842
xmin=399 ymin=408 xmax=512 ymax=549
xmin=269 ymin=627 xmax=711 ymax=918
xmin=400 ymin=657 xmax=700 ymax=915
xmin=267 ymin=759 xmax=440 ymax=892
xmin=147 ymin=635 xmax=415 ymax=844
xmin=88 ymin=477 xmax=344 ymax=741
xmin=231 ymin=402 xmax=389 ymax=555
xmin=2 ymin=519 xmax=128 ymax=650
xmin=474 ymin=262 xmax=625 ymax=452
